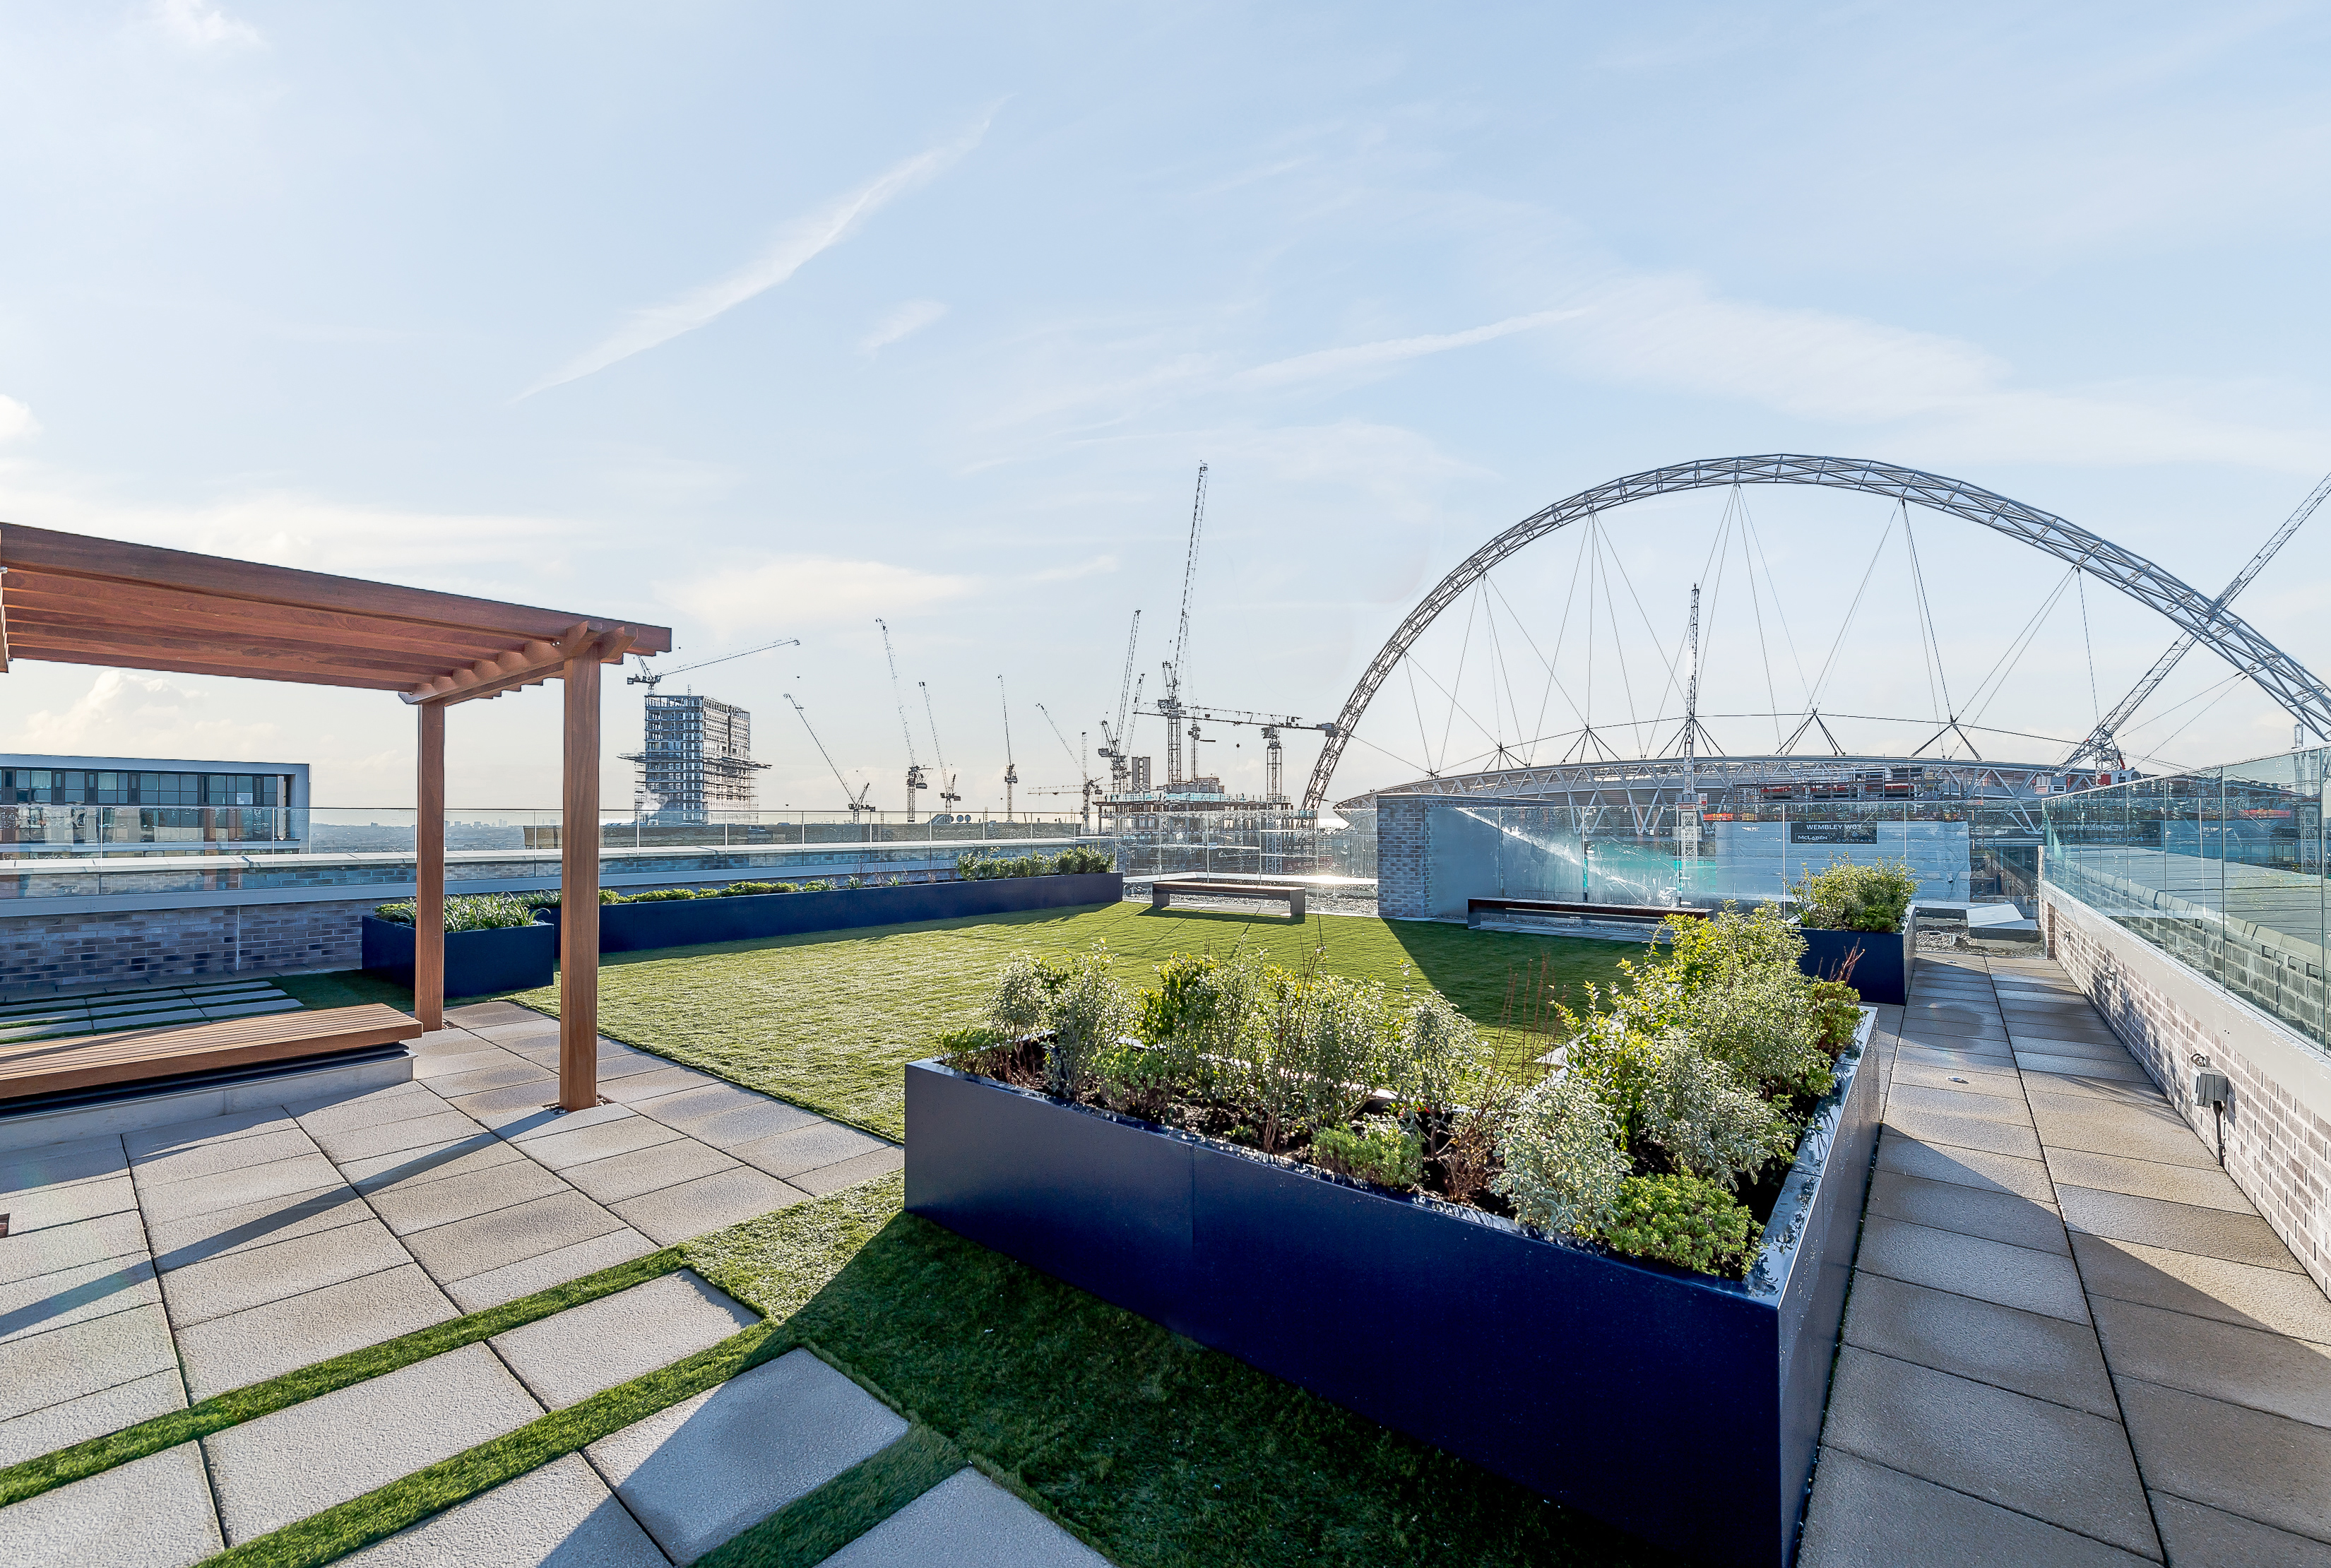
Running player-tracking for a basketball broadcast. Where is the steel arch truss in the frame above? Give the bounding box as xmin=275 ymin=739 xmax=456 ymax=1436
xmin=1304 ymin=454 xmax=2331 ymax=810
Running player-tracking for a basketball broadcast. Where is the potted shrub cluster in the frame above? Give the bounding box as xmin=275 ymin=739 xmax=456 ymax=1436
xmin=1787 ymin=858 xmax=1918 ymax=1004
xmin=906 ymin=906 xmax=1879 ymax=1567
xmin=533 ymin=845 xmax=1122 ymax=954
xmin=362 ymin=893 xmax=558 ymax=996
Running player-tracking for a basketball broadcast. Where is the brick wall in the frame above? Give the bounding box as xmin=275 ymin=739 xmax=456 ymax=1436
xmin=1377 ymin=797 xmax=1430 ymax=919
xmin=2044 ymin=884 xmax=2331 ymax=1297
xmin=0 ymin=898 xmax=373 ymax=997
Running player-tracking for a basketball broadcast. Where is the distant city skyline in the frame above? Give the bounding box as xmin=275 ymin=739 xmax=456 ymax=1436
xmin=1 ymin=3 xmax=2326 ymax=808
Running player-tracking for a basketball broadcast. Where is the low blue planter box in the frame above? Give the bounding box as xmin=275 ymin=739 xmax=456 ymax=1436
xmin=1796 ymin=924 xmax=1911 ymax=1004
xmin=360 ymin=914 xmax=557 ymax=997
xmin=906 ymin=1009 xmax=1879 ymax=1568
xmin=536 ymin=872 xmax=1124 ymax=954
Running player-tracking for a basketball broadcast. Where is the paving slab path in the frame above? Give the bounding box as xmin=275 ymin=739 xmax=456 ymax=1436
xmin=1800 ymin=952 xmax=2331 ymax=1567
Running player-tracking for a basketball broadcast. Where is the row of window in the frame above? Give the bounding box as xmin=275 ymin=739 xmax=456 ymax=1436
xmin=0 ymin=771 xmax=290 ymax=807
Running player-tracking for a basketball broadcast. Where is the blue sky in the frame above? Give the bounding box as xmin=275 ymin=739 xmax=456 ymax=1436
xmin=2 ymin=2 xmax=2327 ymax=809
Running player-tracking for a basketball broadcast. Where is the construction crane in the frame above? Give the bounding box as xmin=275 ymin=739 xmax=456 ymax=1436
xmin=1093 ymin=610 xmax=1141 ymax=791
xmin=783 ymin=694 xmax=875 ymax=815
xmin=627 ymin=636 xmax=800 ymax=691
xmin=1158 ymin=464 xmax=1207 ymax=788
xmin=997 ymin=675 xmax=1018 ymax=821
xmin=1132 ymin=702 xmax=1333 ymax=802
xmin=1098 ymin=672 xmax=1144 ymax=795
xmin=2068 ymin=469 xmax=2331 ymax=767
xmin=1035 ymin=702 xmax=1099 ymax=832
xmin=876 ymin=619 xmax=927 ymax=821
xmin=919 ymin=681 xmax=962 ymax=815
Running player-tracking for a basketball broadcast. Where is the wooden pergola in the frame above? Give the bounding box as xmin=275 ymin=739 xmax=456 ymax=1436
xmin=0 ymin=522 xmax=672 ymax=1110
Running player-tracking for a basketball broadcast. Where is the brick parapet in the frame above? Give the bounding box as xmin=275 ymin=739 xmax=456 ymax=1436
xmin=2044 ymin=882 xmax=2331 ymax=1297
xmin=1376 ymin=797 xmax=1430 ymax=919
xmin=0 ymin=898 xmax=374 ymax=999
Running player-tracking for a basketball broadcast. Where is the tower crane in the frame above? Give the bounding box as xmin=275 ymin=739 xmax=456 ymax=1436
xmin=1093 ymin=610 xmax=1141 ymax=792
xmin=919 ymin=681 xmax=961 ymax=815
xmin=2067 ymin=468 xmax=2331 ymax=768
xmin=1036 ymin=702 xmax=1099 ymax=832
xmin=1133 ymin=701 xmax=1331 ymax=801
xmin=783 ymin=694 xmax=875 ymax=816
xmin=876 ymin=619 xmax=926 ymax=821
xmin=1158 ymin=464 xmax=1206 ymax=788
xmin=997 ymin=675 xmax=1018 ymax=821
xmin=627 ymin=637 xmax=800 ymax=691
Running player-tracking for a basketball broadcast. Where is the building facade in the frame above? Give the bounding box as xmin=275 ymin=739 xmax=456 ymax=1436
xmin=0 ymin=754 xmax=309 ymax=856
xmin=622 ymin=694 xmax=769 ymax=822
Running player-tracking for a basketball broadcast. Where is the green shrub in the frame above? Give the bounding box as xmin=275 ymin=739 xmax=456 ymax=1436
xmin=986 ymin=952 xmax=1069 ymax=1035
xmin=1312 ymin=1116 xmax=1423 ymax=1189
xmin=1601 ymin=1172 xmax=1761 ymax=1277
xmin=1235 ymin=971 xmax=1389 ymax=1151
xmin=1789 ymin=858 xmax=1916 ymax=933
xmin=1807 ymin=980 xmax=1863 ymax=1056
xmin=1638 ymin=1038 xmax=1791 ymax=1190
xmin=1493 ymin=1074 xmax=1630 ymax=1236
xmin=1047 ymin=947 xmax=1133 ymax=1100
xmin=373 ymin=893 xmax=541 ymax=932
xmin=1382 ymin=990 xmax=1488 ymax=1112
xmin=1562 ymin=1015 xmax=1662 ymax=1145
xmin=956 ymin=845 xmax=1117 ymax=881
xmin=1683 ymin=966 xmax=1832 ymax=1098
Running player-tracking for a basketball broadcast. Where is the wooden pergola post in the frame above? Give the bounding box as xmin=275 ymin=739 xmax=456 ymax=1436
xmin=559 ymin=647 xmax=602 ymax=1110
xmin=415 ymin=703 xmax=446 ymax=1031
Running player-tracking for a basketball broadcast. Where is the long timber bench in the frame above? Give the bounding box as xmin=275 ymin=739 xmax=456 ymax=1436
xmin=1151 ymin=879 xmax=1308 ymax=919
xmin=1465 ymin=898 xmax=1708 ymax=930
xmin=0 ymin=1003 xmax=424 ymax=1150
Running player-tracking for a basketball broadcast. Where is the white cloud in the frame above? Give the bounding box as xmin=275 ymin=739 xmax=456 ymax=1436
xmin=1238 ymin=309 xmax=1585 ymax=388
xmin=143 ymin=0 xmax=263 ymax=52
xmin=1032 ymin=552 xmax=1117 ymax=583
xmin=657 ymin=557 xmax=973 ymax=640
xmin=524 ymin=114 xmax=993 ymax=398
xmin=862 ymin=299 xmax=949 ymax=355
xmin=8 ymin=670 xmax=281 ymax=758
xmin=0 ymin=396 xmax=36 ymax=442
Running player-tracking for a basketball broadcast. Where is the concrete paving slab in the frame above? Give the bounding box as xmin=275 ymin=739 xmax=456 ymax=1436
xmin=2070 ymin=1235 xmax=2331 ymax=1346
xmin=0 ymin=1256 xmax=160 ymax=1345
xmin=1890 ymin=1059 xmax=2026 ymax=1100
xmin=2046 ymin=1148 xmax=2258 ymax=1215
xmin=634 ymin=1082 xmax=824 ymax=1148
xmin=146 ymin=1183 xmax=369 ymax=1271
xmin=610 ymin=1165 xmax=802 ymax=1244
xmin=729 ymin=1120 xmax=894 ymax=1181
xmin=2011 ymin=1033 xmax=2135 ymax=1059
xmin=1894 ymin=1040 xmax=2017 ymax=1071
xmin=1821 ymin=1347 xmax=2159 ymax=1557
xmin=441 ymin=1079 xmax=580 ymax=1122
xmin=0 ymin=1367 xmax=185 ymax=1468
xmin=338 ymin=1453 xmax=668 ymax=1567
xmin=158 ymin=1218 xmax=415 ymax=1327
xmin=512 ymin=1110 xmax=684 ymax=1172
xmin=2116 ymin=1375 xmax=2331 ymax=1546
xmin=2058 ymin=1186 xmax=2303 ymax=1273
xmin=1866 ymin=1169 xmax=2068 ymax=1256
xmin=423 ymin=1058 xmax=560 ymax=1101
xmin=499 ymin=1100 xmax=640 ymax=1143
xmin=444 ymin=1226 xmax=657 ymax=1312
xmin=446 ymin=1000 xmax=547 ymax=1027
xmin=0 ymin=1305 xmax=178 ymax=1422
xmin=492 ymin=1269 xmax=757 ymax=1408
xmin=175 ymin=1262 xmax=458 ymax=1399
xmin=413 ymin=1047 xmax=527 ymax=1082
xmin=366 ymin=1158 xmax=572 ymax=1237
xmin=2029 ymin=1096 xmax=2219 ymax=1170
xmin=1856 ymin=1216 xmax=2092 ymax=1323
xmin=0 ymin=1442 xmax=223 ymax=1567
xmin=133 ymin=1151 xmax=344 ymax=1225
xmin=0 ymin=1133 xmax=127 ymax=1196
xmin=0 ymin=1170 xmax=138 ymax=1235
xmin=2152 ymin=1492 xmax=2331 ymax=1568
xmin=505 ymin=1038 xmax=671 ymax=1080
xmin=0 ymin=1208 xmax=148 ymax=1285
xmin=602 ymin=1065 xmax=723 ymax=1105
xmin=587 ymin=1346 xmax=909 ymax=1564
xmin=2092 ymin=1295 xmax=2331 ymax=1430
xmin=1885 ymin=1083 xmax=2037 ymax=1127
xmin=815 ymin=1466 xmax=1110 ymax=1568
xmin=788 ymin=1146 xmax=905 ymax=1196
xmin=401 ymin=1189 xmax=628 ymax=1285
xmin=1795 ymin=1449 xmax=2158 ymax=1568
xmin=340 ymin=1132 xmax=530 ymax=1194
xmin=557 ymin=1136 xmax=739 ymax=1206
xmin=130 ymin=1126 xmax=317 ymax=1187
xmin=124 ymin=1107 xmax=296 ymax=1161
xmin=303 ymin=1107 xmax=487 ymax=1166
xmin=204 ymin=1341 xmax=545 ymax=1545
xmin=1881 ymin=1103 xmax=2045 ymax=1160
xmin=2016 ymin=1054 xmax=2157 ymax=1086
xmin=1842 ymin=1272 xmax=2117 ymax=1417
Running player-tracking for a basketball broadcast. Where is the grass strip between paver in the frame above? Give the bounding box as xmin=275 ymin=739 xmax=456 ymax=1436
xmin=693 ymin=1421 xmax=966 ymax=1568
xmin=0 ymin=1246 xmax=687 ymax=1509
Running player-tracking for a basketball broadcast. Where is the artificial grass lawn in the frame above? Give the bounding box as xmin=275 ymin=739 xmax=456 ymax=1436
xmin=516 ymin=903 xmax=1644 ymax=1139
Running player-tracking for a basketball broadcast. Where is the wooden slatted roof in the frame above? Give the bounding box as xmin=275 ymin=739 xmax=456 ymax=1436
xmin=0 ymin=522 xmax=671 ymax=705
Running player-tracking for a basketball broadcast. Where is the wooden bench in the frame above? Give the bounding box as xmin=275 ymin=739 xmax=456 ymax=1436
xmin=1151 ymin=879 xmax=1308 ymax=919
xmin=1466 ymin=898 xmax=1708 ymax=929
xmin=0 ymin=1004 xmax=422 ymax=1103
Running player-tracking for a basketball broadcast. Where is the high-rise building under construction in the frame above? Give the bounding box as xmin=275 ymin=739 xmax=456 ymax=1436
xmin=624 ymin=693 xmax=768 ymax=821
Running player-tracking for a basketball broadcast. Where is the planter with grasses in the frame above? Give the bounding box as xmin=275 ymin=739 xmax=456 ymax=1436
xmin=363 ymin=894 xmax=557 ymax=997
xmin=906 ymin=910 xmax=1880 ymax=1567
xmin=1787 ymin=859 xmax=1917 ymax=1004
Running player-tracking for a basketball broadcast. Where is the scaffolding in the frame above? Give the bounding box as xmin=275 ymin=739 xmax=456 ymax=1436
xmin=622 ymin=693 xmax=770 ymax=823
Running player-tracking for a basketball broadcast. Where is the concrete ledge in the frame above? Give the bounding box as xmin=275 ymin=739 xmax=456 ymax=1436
xmin=0 ymin=1050 xmax=415 ymax=1154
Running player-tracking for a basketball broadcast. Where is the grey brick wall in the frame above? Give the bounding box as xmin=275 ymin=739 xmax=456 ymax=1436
xmin=0 ymin=899 xmax=374 ymax=997
xmin=1376 ymin=797 xmax=1430 ymax=919
xmin=2044 ymin=884 xmax=2331 ymax=1298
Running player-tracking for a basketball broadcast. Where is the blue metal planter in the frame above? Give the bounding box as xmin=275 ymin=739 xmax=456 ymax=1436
xmin=1796 ymin=924 xmax=1911 ymax=1004
xmin=360 ymin=914 xmax=557 ymax=997
xmin=905 ymin=1009 xmax=1878 ymax=1568
xmin=536 ymin=872 xmax=1124 ymax=954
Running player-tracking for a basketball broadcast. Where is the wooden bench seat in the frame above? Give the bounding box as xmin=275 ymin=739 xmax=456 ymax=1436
xmin=1466 ymin=898 xmax=1708 ymax=929
xmin=1151 ymin=879 xmax=1307 ymax=919
xmin=0 ymin=1003 xmax=422 ymax=1103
